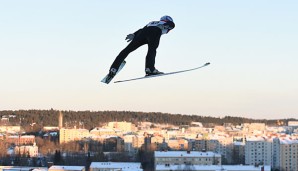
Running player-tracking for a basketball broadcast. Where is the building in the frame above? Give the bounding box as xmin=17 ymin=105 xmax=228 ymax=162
xmin=90 ymin=128 xmax=117 ymax=136
xmin=107 ymin=122 xmax=136 ymax=132
xmin=90 ymin=162 xmax=142 ymax=171
xmin=191 ymin=139 xmax=208 ymax=151
xmin=59 ymin=128 xmax=90 ymax=143
xmin=167 ymin=139 xmax=189 ymax=150
xmin=0 ymin=126 xmax=21 ymax=133
xmin=43 ymin=126 xmax=59 ymax=131
xmin=155 ymin=165 xmax=270 ymax=171
xmin=245 ymin=137 xmax=272 ymax=166
xmin=49 ymin=166 xmax=85 ymax=171
xmin=59 ymin=111 xmax=63 ymax=129
xmin=279 ymin=138 xmax=298 ymax=171
xmin=123 ymin=134 xmax=137 ymax=153
xmin=189 ymin=137 xmax=233 ymax=164
xmin=0 ymin=166 xmax=47 ymax=171
xmin=6 ymin=135 xmax=35 ymax=145
xmin=243 ymin=123 xmax=266 ymax=135
xmin=207 ymin=136 xmax=233 ymax=164
xmin=103 ymin=136 xmax=124 ymax=152
xmin=288 ymin=121 xmax=298 ymax=126
xmin=154 ymin=151 xmax=221 ymax=169
xmin=150 ymin=135 xmax=165 ymax=151
xmin=14 ymin=143 xmax=38 ymax=157
xmin=232 ymin=141 xmax=245 ymax=165
xmin=272 ymin=138 xmax=280 ymax=170
xmin=134 ymin=135 xmax=145 ymax=148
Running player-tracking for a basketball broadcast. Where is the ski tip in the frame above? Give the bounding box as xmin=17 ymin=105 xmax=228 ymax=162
xmin=101 ymin=80 xmax=109 ymax=84
xmin=205 ymin=62 xmax=210 ymax=66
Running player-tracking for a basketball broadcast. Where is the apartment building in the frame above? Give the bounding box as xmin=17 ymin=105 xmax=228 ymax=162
xmin=245 ymin=137 xmax=272 ymax=166
xmin=0 ymin=166 xmax=47 ymax=171
xmin=14 ymin=143 xmax=38 ymax=157
xmin=167 ymin=139 xmax=189 ymax=150
xmin=107 ymin=122 xmax=136 ymax=132
xmin=123 ymin=134 xmax=136 ymax=153
xmin=59 ymin=128 xmax=90 ymax=143
xmin=154 ymin=151 xmax=221 ymax=169
xmin=288 ymin=121 xmax=298 ymax=126
xmin=279 ymin=139 xmax=298 ymax=171
xmin=189 ymin=137 xmax=233 ymax=164
xmin=103 ymin=136 xmax=124 ymax=152
xmin=155 ymin=165 xmax=271 ymax=171
xmin=191 ymin=139 xmax=208 ymax=151
xmin=90 ymin=128 xmax=117 ymax=136
xmin=49 ymin=166 xmax=85 ymax=171
xmin=0 ymin=126 xmax=21 ymax=133
xmin=6 ymin=135 xmax=35 ymax=145
xmin=90 ymin=162 xmax=142 ymax=171
xmin=272 ymin=138 xmax=280 ymax=169
xmin=151 ymin=135 xmax=164 ymax=144
xmin=243 ymin=123 xmax=266 ymax=135
xmin=134 ymin=135 xmax=145 ymax=148
xmin=207 ymin=135 xmax=233 ymax=164
xmin=232 ymin=142 xmax=245 ymax=164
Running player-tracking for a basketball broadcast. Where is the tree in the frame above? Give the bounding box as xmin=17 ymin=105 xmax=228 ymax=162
xmin=54 ymin=150 xmax=62 ymax=165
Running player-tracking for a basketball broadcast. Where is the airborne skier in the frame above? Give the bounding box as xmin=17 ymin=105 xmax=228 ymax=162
xmin=107 ymin=15 xmax=175 ymax=78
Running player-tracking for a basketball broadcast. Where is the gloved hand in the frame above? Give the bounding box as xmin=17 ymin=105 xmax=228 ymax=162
xmin=125 ymin=34 xmax=135 ymax=42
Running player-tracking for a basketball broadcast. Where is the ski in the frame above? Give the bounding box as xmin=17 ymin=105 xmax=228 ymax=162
xmin=101 ymin=61 xmax=126 ymax=84
xmin=114 ymin=62 xmax=210 ymax=83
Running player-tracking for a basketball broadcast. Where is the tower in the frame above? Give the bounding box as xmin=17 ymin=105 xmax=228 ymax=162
xmin=59 ymin=111 xmax=63 ymax=129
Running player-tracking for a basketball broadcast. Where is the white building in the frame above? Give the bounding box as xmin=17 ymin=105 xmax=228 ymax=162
xmin=272 ymin=138 xmax=280 ymax=170
xmin=245 ymin=137 xmax=272 ymax=166
xmin=0 ymin=126 xmax=21 ymax=133
xmin=155 ymin=164 xmax=270 ymax=171
xmin=59 ymin=128 xmax=90 ymax=143
xmin=122 ymin=134 xmax=136 ymax=153
xmin=90 ymin=128 xmax=117 ymax=136
xmin=107 ymin=122 xmax=136 ymax=132
xmin=288 ymin=121 xmax=298 ymax=126
xmin=0 ymin=166 xmax=47 ymax=171
xmin=14 ymin=143 xmax=38 ymax=157
xmin=154 ymin=151 xmax=221 ymax=169
xmin=279 ymin=138 xmax=298 ymax=171
xmin=208 ymin=135 xmax=233 ymax=164
xmin=90 ymin=162 xmax=142 ymax=171
xmin=49 ymin=166 xmax=85 ymax=171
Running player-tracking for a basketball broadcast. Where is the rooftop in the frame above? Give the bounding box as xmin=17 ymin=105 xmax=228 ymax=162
xmin=49 ymin=166 xmax=85 ymax=171
xmin=156 ymin=164 xmax=271 ymax=171
xmin=90 ymin=162 xmax=142 ymax=171
xmin=154 ymin=151 xmax=221 ymax=158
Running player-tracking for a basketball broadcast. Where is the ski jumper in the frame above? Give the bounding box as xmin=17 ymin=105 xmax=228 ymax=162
xmin=110 ymin=20 xmax=175 ymax=72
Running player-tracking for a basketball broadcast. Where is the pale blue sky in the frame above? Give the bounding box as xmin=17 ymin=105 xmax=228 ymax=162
xmin=1 ymin=1 xmax=297 ymax=119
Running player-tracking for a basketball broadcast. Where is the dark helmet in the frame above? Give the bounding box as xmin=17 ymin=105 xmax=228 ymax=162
xmin=160 ymin=15 xmax=174 ymax=22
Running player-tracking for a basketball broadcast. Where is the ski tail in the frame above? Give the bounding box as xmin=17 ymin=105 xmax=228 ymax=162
xmin=101 ymin=61 xmax=126 ymax=84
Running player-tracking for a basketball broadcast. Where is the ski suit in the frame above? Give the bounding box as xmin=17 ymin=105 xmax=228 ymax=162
xmin=110 ymin=20 xmax=175 ymax=72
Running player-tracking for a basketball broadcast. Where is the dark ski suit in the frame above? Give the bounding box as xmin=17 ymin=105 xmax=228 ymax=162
xmin=110 ymin=20 xmax=175 ymax=71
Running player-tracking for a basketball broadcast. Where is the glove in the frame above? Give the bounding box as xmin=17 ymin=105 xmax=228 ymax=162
xmin=125 ymin=34 xmax=135 ymax=42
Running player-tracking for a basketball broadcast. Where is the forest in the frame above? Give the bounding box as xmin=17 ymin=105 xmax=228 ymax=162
xmin=0 ymin=109 xmax=293 ymax=130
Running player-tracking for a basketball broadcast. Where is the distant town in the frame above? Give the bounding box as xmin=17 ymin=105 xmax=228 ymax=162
xmin=1 ymin=110 xmax=298 ymax=171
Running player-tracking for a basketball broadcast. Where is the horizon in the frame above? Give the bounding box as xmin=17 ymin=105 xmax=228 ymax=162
xmin=0 ymin=109 xmax=297 ymax=121
xmin=1 ymin=1 xmax=298 ymax=120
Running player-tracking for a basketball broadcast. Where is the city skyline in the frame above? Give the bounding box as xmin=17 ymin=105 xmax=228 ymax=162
xmin=1 ymin=108 xmax=298 ymax=171
xmin=1 ymin=117 xmax=298 ymax=170
xmin=1 ymin=1 xmax=298 ymax=119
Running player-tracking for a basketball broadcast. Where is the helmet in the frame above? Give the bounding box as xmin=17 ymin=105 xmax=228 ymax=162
xmin=160 ymin=15 xmax=173 ymax=22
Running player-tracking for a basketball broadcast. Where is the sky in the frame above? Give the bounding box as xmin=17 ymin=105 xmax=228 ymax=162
xmin=0 ymin=1 xmax=298 ymax=119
